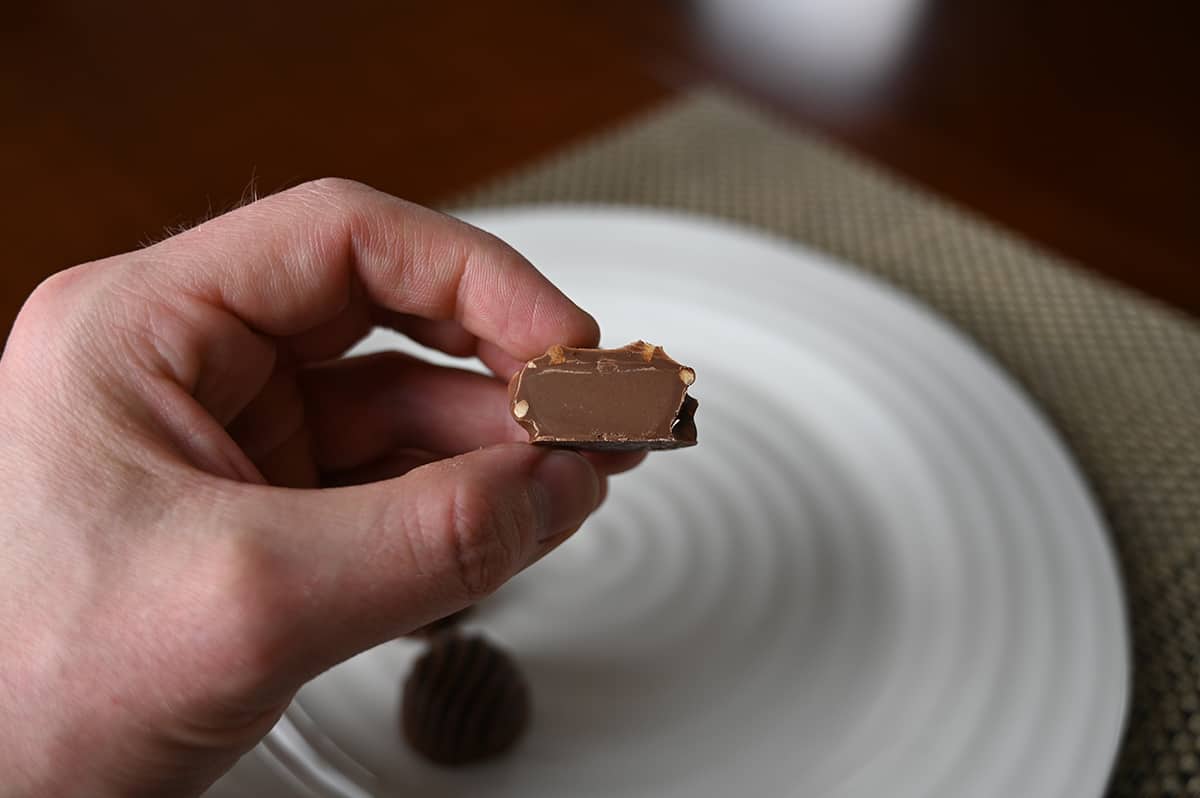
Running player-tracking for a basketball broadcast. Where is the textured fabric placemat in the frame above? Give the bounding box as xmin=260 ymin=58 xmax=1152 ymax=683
xmin=451 ymin=90 xmax=1200 ymax=797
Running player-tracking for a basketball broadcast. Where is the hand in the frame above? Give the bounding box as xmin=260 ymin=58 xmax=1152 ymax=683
xmin=0 ymin=179 xmax=642 ymax=796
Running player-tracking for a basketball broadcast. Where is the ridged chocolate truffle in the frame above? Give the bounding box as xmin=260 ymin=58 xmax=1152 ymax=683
xmin=401 ymin=634 xmax=531 ymax=766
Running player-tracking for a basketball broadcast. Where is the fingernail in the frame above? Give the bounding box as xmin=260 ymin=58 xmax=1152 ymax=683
xmin=531 ymin=450 xmax=599 ymax=542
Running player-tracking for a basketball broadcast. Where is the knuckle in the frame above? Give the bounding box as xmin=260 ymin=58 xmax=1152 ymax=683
xmin=435 ymin=482 xmax=528 ymax=601
xmin=195 ymin=528 xmax=298 ymax=679
xmin=4 ymin=266 xmax=108 ymax=378
xmin=14 ymin=266 xmax=89 ymax=330
xmin=286 ymin=178 xmax=378 ymax=256
xmin=298 ymin=177 xmax=370 ymax=205
xmin=31 ymin=267 xmax=81 ymax=303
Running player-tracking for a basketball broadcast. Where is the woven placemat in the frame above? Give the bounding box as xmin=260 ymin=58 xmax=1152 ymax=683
xmin=452 ymin=90 xmax=1200 ymax=796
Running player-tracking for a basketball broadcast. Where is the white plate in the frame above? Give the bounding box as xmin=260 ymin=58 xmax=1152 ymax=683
xmin=209 ymin=207 xmax=1129 ymax=798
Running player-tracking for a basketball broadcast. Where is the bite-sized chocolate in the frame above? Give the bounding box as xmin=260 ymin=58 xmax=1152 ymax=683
xmin=508 ymin=341 xmax=699 ymax=451
xmin=404 ymin=605 xmax=474 ymax=639
xmin=401 ymin=635 xmax=531 ymax=766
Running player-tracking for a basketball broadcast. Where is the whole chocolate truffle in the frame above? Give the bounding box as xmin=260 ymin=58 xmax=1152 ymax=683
xmin=401 ymin=634 xmax=531 ymax=766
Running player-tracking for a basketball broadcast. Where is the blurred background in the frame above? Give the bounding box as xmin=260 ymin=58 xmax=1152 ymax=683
xmin=2 ymin=0 xmax=1197 ymax=339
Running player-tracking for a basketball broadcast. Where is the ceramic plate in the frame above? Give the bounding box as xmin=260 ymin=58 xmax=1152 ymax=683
xmin=208 ymin=208 xmax=1128 ymax=798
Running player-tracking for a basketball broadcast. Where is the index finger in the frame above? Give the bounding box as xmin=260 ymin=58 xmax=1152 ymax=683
xmin=149 ymin=178 xmax=600 ymax=360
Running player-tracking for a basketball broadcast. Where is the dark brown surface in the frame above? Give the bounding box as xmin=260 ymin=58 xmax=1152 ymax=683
xmin=509 ymin=342 xmax=698 ymax=450
xmin=2 ymin=0 xmax=1197 ymax=342
xmin=606 ymin=0 xmax=1200 ymax=317
xmin=401 ymin=634 xmax=531 ymax=766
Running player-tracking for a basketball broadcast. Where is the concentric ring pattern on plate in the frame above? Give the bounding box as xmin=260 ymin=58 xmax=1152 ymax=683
xmin=208 ymin=208 xmax=1128 ymax=798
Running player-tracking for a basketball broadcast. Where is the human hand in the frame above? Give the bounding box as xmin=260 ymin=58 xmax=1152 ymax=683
xmin=0 ymin=180 xmax=641 ymax=796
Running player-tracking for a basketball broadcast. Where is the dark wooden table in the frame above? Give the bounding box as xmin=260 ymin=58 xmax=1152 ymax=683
xmin=3 ymin=0 xmax=1197 ymax=340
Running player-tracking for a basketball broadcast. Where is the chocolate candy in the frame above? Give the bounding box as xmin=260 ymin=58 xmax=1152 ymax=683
xmin=508 ymin=341 xmax=699 ymax=451
xmin=401 ymin=634 xmax=531 ymax=766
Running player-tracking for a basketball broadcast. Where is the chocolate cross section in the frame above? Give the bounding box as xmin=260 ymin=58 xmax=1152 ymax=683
xmin=507 ymin=341 xmax=699 ymax=451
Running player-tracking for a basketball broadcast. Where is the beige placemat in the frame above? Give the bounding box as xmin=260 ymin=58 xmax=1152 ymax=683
xmin=451 ymin=90 xmax=1200 ymax=797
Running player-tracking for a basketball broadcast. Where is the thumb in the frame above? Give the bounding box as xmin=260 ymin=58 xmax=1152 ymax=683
xmin=223 ymin=443 xmax=600 ymax=683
